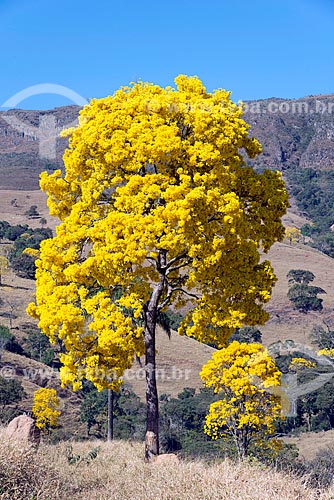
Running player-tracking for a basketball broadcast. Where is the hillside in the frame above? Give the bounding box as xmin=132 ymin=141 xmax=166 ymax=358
xmin=0 ymin=94 xmax=334 ymax=188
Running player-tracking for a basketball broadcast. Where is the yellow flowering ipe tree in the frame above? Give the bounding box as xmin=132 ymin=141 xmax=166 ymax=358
xmin=27 ymin=75 xmax=288 ymax=461
xmin=200 ymin=341 xmax=283 ymax=459
xmin=32 ymin=388 xmax=61 ymax=431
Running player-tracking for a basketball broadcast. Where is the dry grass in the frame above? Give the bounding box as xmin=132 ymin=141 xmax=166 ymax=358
xmin=0 ymin=439 xmax=326 ymax=500
xmin=0 ymin=430 xmax=60 ymax=499
xmin=0 ymin=189 xmax=53 ymax=229
xmin=284 ymin=430 xmax=334 ymax=460
xmin=261 ymin=240 xmax=334 ymax=347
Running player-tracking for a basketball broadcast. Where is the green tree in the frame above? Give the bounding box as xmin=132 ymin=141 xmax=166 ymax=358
xmin=287 ymin=269 xmax=326 ymax=312
xmin=287 ymin=269 xmax=315 ymax=285
xmin=80 ymin=383 xmax=145 ymax=438
xmin=311 ymin=323 xmax=334 ymax=351
xmin=23 ymin=330 xmax=55 ymax=366
xmin=0 ymin=376 xmax=25 ymax=410
xmin=25 ymin=205 xmax=40 ymax=218
xmin=80 ymin=386 xmax=108 ymax=436
xmin=10 ymin=253 xmax=36 ymax=280
xmin=0 ymin=325 xmax=23 ymax=356
xmin=229 ymin=326 xmax=262 ymax=344
xmin=27 ymin=75 xmax=288 ymax=461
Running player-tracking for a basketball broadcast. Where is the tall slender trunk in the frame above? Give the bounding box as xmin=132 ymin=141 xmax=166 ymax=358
xmin=107 ymin=389 xmax=114 ymax=442
xmin=143 ymin=250 xmax=167 ymax=462
xmin=144 ymin=307 xmax=159 ymax=461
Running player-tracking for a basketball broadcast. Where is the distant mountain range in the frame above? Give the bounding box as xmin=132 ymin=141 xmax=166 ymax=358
xmin=0 ymin=94 xmax=334 ymax=190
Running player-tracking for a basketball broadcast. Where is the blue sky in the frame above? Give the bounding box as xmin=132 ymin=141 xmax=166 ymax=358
xmin=0 ymin=0 xmax=333 ymax=109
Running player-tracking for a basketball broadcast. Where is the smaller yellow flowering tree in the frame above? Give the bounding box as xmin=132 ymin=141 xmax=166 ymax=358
xmin=0 ymin=256 xmax=9 ymax=286
xmin=32 ymin=388 xmax=61 ymax=432
xmin=200 ymin=341 xmax=283 ymax=459
xmin=285 ymin=226 xmax=301 ymax=245
xmin=289 ymin=357 xmax=317 ymax=371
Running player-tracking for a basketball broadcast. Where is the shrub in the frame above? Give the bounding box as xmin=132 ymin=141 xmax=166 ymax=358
xmin=25 ymin=205 xmax=40 ymax=218
xmin=293 ymin=445 xmax=334 ymax=489
xmin=0 ymin=325 xmax=23 ymax=355
xmin=0 ymin=376 xmax=25 ymax=409
xmin=10 ymin=253 xmax=36 ymax=279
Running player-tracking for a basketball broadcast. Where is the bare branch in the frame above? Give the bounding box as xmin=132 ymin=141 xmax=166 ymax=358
xmin=157 ymin=285 xmax=199 ymax=311
xmin=165 ymin=252 xmax=188 ymax=270
xmin=171 ymin=288 xmax=200 ymax=300
xmin=167 ymin=260 xmax=191 ymax=275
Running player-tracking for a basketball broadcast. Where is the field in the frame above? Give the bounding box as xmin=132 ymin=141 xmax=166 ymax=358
xmin=1 ymin=436 xmax=334 ymax=500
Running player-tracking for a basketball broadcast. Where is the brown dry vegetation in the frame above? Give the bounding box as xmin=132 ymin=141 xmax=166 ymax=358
xmin=285 ymin=430 xmax=334 ymax=460
xmin=1 ymin=436 xmax=334 ymax=500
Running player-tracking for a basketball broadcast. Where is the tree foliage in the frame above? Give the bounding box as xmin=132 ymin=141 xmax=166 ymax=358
xmin=23 ymin=330 xmax=55 ymax=366
xmin=0 ymin=222 xmax=52 ymax=280
xmin=229 ymin=326 xmax=262 ymax=344
xmin=32 ymin=388 xmax=61 ymax=431
xmin=285 ymin=227 xmax=301 ymax=244
xmin=288 ymin=167 xmax=334 ymax=256
xmin=27 ymin=75 xmax=288 ymax=459
xmin=0 ymin=376 xmax=25 ymax=409
xmin=287 ymin=269 xmax=315 ymax=285
xmin=0 ymin=256 xmax=9 ymax=285
xmin=311 ymin=323 xmax=334 ymax=351
xmin=200 ymin=341 xmax=283 ymax=459
xmin=0 ymin=325 xmax=23 ymax=355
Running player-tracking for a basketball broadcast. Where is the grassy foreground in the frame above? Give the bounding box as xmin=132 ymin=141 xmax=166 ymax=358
xmin=1 ymin=437 xmax=334 ymax=500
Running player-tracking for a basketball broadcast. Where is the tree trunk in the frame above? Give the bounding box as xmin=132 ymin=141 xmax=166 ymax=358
xmin=107 ymin=389 xmax=114 ymax=441
xmin=144 ymin=307 xmax=159 ymax=462
xmin=143 ymin=250 xmax=167 ymax=461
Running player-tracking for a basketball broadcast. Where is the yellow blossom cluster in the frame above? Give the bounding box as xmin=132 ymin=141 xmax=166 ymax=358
xmin=289 ymin=357 xmax=316 ymax=371
xmin=32 ymin=388 xmax=61 ymax=430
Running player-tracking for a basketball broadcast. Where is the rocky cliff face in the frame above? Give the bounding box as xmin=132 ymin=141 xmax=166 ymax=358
xmin=244 ymin=95 xmax=334 ymax=171
xmin=0 ymin=95 xmax=333 ymax=189
xmin=0 ymin=105 xmax=79 ymax=189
